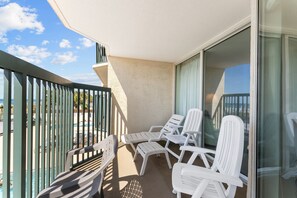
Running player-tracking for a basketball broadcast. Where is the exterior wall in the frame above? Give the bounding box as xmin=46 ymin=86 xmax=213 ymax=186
xmin=105 ymin=56 xmax=174 ymax=140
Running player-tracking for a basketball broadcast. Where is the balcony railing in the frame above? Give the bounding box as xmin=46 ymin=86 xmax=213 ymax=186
xmin=0 ymin=50 xmax=111 ymax=197
xmin=96 ymin=43 xmax=107 ymax=64
xmin=212 ymin=93 xmax=250 ymax=130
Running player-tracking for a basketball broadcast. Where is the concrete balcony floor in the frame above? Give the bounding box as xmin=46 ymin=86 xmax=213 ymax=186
xmin=74 ymin=142 xmax=247 ymax=198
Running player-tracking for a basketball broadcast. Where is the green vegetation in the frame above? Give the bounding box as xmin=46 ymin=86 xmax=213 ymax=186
xmin=74 ymin=91 xmax=93 ymax=110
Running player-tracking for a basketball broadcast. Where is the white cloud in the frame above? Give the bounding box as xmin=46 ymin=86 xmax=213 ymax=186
xmin=41 ymin=40 xmax=49 ymax=45
xmin=7 ymin=44 xmax=51 ymax=65
xmin=0 ymin=3 xmax=44 ymax=43
xmin=64 ymin=73 xmax=101 ymax=86
xmin=59 ymin=39 xmax=71 ymax=48
xmin=76 ymin=46 xmax=80 ymax=50
xmin=0 ymin=36 xmax=7 ymax=43
xmin=51 ymin=51 xmax=77 ymax=65
xmin=79 ymin=38 xmax=95 ymax=48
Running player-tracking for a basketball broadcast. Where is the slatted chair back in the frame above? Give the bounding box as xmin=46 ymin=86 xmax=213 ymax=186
xmin=161 ymin=114 xmax=185 ymax=133
xmin=181 ymin=108 xmax=203 ymax=135
xmin=212 ymin=115 xmax=244 ymax=197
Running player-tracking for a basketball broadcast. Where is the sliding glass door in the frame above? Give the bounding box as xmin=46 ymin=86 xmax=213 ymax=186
xmin=203 ymin=28 xmax=251 ymax=176
xmin=257 ymin=0 xmax=297 ymax=197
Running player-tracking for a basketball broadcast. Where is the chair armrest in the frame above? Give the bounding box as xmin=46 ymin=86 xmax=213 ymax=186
xmin=181 ymin=165 xmax=243 ymax=187
xmin=183 ymin=131 xmax=201 ymax=135
xmin=148 ymin=125 xmax=164 ymax=132
xmin=167 ymin=124 xmax=183 ymax=134
xmin=65 ymin=140 xmax=108 ymax=171
xmin=179 ymin=146 xmax=215 ymax=167
xmin=180 ymin=146 xmax=216 ymax=155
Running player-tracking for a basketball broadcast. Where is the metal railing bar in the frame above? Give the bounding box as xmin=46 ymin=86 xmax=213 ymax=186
xmin=82 ymin=89 xmax=85 ymax=161
xmin=26 ymin=76 xmax=34 ymax=198
xmin=34 ymin=79 xmax=41 ymax=196
xmin=95 ymin=91 xmax=99 ymax=155
xmin=13 ymin=72 xmax=27 ymax=197
xmin=56 ymin=85 xmax=60 ymax=175
xmin=87 ymin=90 xmax=90 ymax=158
xmin=100 ymin=91 xmax=103 ymax=145
xmin=76 ymin=88 xmax=80 ymax=163
xmin=104 ymin=91 xmax=107 ymax=139
xmin=51 ymin=84 xmax=56 ymax=183
xmin=3 ymin=70 xmax=11 ymax=198
xmin=70 ymin=89 xmax=74 ymax=150
xmin=61 ymin=86 xmax=66 ymax=172
xmin=46 ymin=83 xmax=51 ymax=187
xmin=40 ymin=80 xmax=46 ymax=190
xmin=92 ymin=90 xmax=95 ymax=156
xmin=108 ymin=92 xmax=111 ymax=136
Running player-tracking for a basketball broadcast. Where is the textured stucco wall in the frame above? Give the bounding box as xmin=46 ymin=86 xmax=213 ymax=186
xmin=106 ymin=56 xmax=174 ymax=139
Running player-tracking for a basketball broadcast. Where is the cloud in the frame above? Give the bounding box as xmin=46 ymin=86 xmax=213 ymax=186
xmin=41 ymin=40 xmax=49 ymax=45
xmin=7 ymin=44 xmax=51 ymax=65
xmin=59 ymin=39 xmax=71 ymax=48
xmin=0 ymin=36 xmax=7 ymax=43
xmin=79 ymin=38 xmax=95 ymax=48
xmin=0 ymin=3 xmax=44 ymax=43
xmin=64 ymin=73 xmax=101 ymax=86
xmin=51 ymin=51 xmax=77 ymax=65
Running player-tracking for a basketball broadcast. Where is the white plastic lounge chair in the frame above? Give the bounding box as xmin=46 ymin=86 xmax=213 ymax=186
xmin=121 ymin=114 xmax=185 ymax=152
xmin=37 ymin=135 xmax=118 ymax=198
xmin=165 ymin=108 xmax=203 ymax=160
xmin=172 ymin=115 xmax=244 ymax=198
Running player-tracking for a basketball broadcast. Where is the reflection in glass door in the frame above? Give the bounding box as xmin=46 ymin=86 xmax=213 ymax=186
xmin=203 ymin=28 xmax=250 ymax=176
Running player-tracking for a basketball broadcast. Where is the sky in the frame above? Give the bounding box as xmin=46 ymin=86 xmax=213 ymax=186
xmin=225 ymin=64 xmax=250 ymax=94
xmin=0 ymin=0 xmax=101 ymax=87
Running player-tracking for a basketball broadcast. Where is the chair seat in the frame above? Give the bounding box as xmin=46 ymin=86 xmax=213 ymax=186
xmin=166 ymin=134 xmax=187 ymax=144
xmin=135 ymin=142 xmax=172 ymax=175
xmin=122 ymin=132 xmax=162 ymax=144
xmin=172 ymin=163 xmax=220 ymax=198
xmin=38 ymin=170 xmax=103 ymax=198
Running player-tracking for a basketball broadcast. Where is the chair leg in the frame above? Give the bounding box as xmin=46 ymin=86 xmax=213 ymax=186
xmin=177 ymin=192 xmax=181 ymax=198
xmin=165 ymin=152 xmax=172 ymax=169
xmin=130 ymin=143 xmax=136 ymax=152
xmin=133 ymin=149 xmax=138 ymax=161
xmin=140 ymin=154 xmax=148 ymax=176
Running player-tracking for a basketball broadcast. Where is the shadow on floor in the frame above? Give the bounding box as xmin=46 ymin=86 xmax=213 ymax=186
xmin=77 ymin=142 xmax=247 ymax=198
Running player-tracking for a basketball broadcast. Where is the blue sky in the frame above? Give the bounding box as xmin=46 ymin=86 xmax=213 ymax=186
xmin=0 ymin=0 xmax=101 ymax=86
xmin=225 ymin=64 xmax=250 ymax=94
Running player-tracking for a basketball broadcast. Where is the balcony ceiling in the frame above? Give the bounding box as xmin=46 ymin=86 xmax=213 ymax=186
xmin=48 ymin=0 xmax=250 ymax=63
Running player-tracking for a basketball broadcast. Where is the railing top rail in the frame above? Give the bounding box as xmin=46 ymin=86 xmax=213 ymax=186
xmin=72 ymin=82 xmax=111 ymax=92
xmin=0 ymin=50 xmax=72 ymax=85
xmin=223 ymin=93 xmax=250 ymax=97
xmin=0 ymin=51 xmax=110 ymax=92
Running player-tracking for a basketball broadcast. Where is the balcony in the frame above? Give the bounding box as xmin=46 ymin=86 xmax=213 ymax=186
xmin=0 ymin=50 xmax=248 ymax=197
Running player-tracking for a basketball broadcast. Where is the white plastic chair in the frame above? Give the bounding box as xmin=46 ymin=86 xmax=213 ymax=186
xmin=172 ymin=115 xmax=244 ymax=198
xmin=121 ymin=114 xmax=185 ymax=152
xmin=165 ymin=108 xmax=203 ymax=160
xmin=37 ymin=135 xmax=118 ymax=198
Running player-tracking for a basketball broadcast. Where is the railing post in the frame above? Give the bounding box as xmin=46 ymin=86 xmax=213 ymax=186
xmin=13 ymin=72 xmax=27 ymax=198
xmin=27 ymin=77 xmax=34 ymax=198
xmin=3 ymin=70 xmax=11 ymax=198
